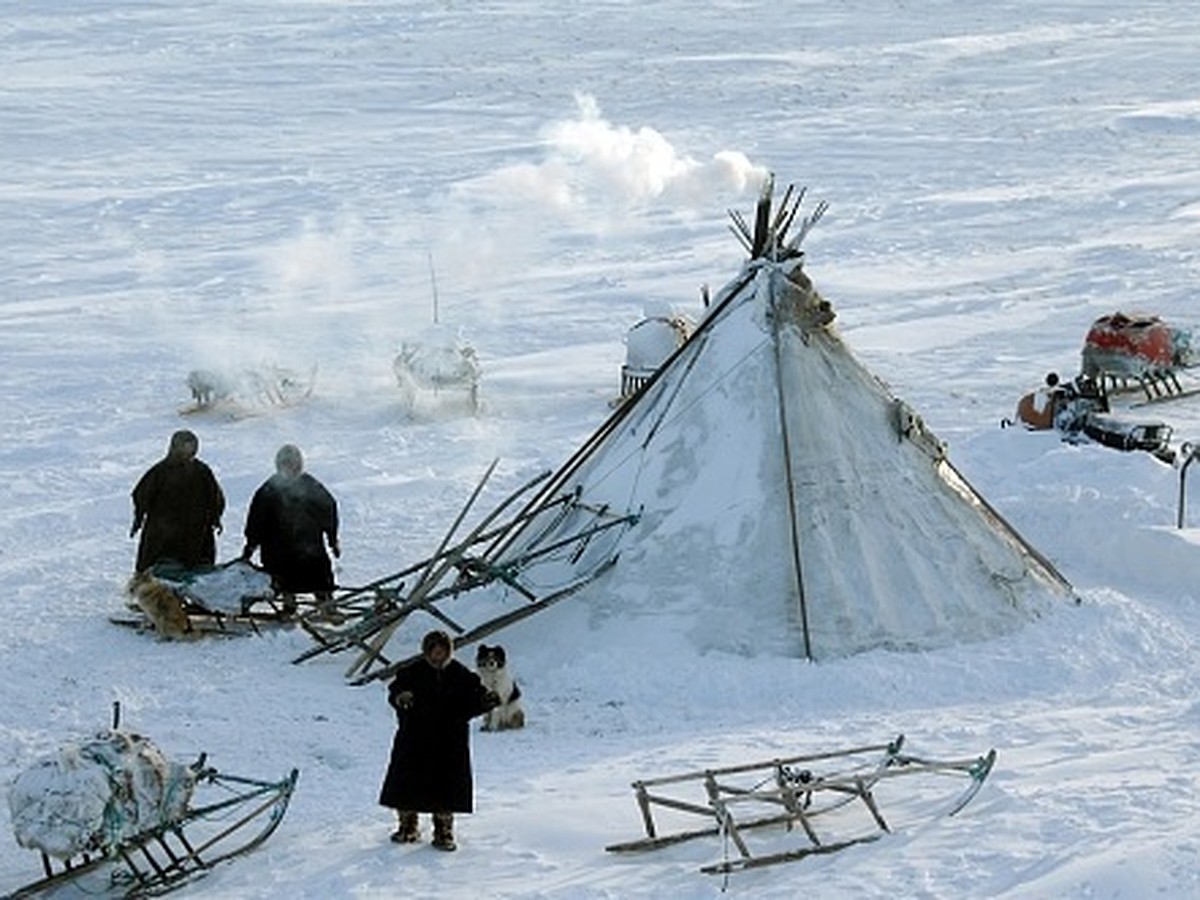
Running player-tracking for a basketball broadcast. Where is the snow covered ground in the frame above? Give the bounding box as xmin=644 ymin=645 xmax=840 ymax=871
xmin=3 ymin=2 xmax=1200 ymax=897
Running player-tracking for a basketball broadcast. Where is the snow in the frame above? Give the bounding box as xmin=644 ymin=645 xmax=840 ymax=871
xmin=3 ymin=2 xmax=1200 ymax=898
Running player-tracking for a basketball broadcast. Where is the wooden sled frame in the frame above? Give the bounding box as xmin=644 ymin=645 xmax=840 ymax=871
xmin=292 ymin=458 xmax=637 ymax=684
xmin=113 ymin=560 xmax=304 ymax=640
xmin=6 ymin=764 xmax=299 ymax=899
xmin=605 ymin=734 xmax=996 ymax=875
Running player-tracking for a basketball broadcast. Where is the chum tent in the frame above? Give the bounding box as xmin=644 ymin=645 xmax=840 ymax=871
xmin=474 ymin=180 xmax=1075 ymax=660
xmin=309 ymin=179 xmax=1076 ymax=679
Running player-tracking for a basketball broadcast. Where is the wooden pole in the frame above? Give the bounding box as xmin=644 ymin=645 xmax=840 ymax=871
xmin=428 ymin=251 xmax=440 ymax=324
xmin=343 ymin=459 xmax=498 ymax=678
xmin=767 ymin=265 xmax=813 ymax=660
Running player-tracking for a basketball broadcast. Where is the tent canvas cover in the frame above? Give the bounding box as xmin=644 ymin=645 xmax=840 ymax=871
xmin=460 ymin=183 xmax=1075 ymax=661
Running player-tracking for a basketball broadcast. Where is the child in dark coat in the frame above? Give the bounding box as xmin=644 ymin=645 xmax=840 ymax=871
xmin=378 ymin=630 xmax=499 ymax=850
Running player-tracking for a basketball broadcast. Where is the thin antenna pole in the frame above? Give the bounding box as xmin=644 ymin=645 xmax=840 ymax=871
xmin=427 ymin=251 xmax=440 ymax=324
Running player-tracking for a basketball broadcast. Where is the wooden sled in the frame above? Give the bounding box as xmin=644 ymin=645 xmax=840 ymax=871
xmin=605 ymin=734 xmax=995 ymax=875
xmin=4 ymin=763 xmax=299 ymax=899
xmin=179 ymin=364 xmax=318 ymax=420
xmin=115 ymin=561 xmax=305 ymax=639
xmin=110 ymin=608 xmax=294 ymax=639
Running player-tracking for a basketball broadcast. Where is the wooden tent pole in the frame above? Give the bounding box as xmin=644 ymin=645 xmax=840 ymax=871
xmin=768 ymin=266 xmax=813 ymax=660
xmin=343 ymin=458 xmax=498 ymax=679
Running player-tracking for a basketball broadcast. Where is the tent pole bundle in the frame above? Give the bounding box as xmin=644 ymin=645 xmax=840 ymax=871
xmin=605 ymin=734 xmax=996 ymax=875
xmin=292 ymin=460 xmax=637 ymax=684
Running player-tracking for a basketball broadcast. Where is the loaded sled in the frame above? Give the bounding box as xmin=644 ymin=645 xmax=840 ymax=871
xmin=617 ymin=311 xmax=695 ymax=402
xmin=1081 ymin=311 xmax=1197 ymax=402
xmin=114 ymin=560 xmax=309 ymax=638
xmin=392 ymin=326 xmax=481 ymax=417
xmin=4 ymin=713 xmax=298 ymax=898
xmin=1007 ymin=310 xmax=1200 ymax=462
xmin=182 ymin=364 xmax=317 ymax=419
xmin=606 ymin=735 xmax=994 ymax=876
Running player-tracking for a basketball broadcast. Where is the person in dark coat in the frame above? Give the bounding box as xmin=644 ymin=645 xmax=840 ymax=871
xmin=241 ymin=444 xmax=340 ymax=612
xmin=130 ymin=430 xmax=225 ymax=573
xmin=378 ymin=630 xmax=499 ymax=851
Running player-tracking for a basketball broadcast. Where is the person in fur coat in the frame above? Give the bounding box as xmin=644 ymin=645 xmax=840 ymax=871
xmin=130 ymin=430 xmax=225 ymax=573
xmin=241 ymin=444 xmax=339 ymax=610
xmin=378 ymin=630 xmax=499 ymax=851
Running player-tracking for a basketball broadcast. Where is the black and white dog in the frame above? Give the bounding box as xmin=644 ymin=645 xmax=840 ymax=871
xmin=475 ymin=644 xmax=525 ymax=731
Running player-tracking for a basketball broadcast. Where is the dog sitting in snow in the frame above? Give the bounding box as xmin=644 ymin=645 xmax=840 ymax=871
xmin=475 ymin=644 xmax=524 ymax=731
xmin=126 ymin=572 xmax=193 ymax=640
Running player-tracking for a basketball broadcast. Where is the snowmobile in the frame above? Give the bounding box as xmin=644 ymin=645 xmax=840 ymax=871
xmin=1005 ymin=371 xmax=1175 ymax=463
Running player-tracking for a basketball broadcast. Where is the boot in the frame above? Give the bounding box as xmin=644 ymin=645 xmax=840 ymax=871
xmin=390 ymin=810 xmax=419 ymax=844
xmin=313 ymin=592 xmax=345 ymax=625
xmin=431 ymin=812 xmax=456 ymax=851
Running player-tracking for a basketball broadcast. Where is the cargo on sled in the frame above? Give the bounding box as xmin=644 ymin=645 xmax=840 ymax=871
xmin=115 ymin=560 xmax=292 ymax=638
xmin=4 ymin=707 xmax=298 ymax=898
xmin=1081 ymin=311 xmax=1198 ymax=402
xmin=1006 ymin=371 xmax=1175 ymax=464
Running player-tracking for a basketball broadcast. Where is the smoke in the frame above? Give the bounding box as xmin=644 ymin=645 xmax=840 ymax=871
xmin=258 ymin=216 xmax=356 ymax=304
xmin=459 ymin=93 xmax=768 ymax=220
xmin=174 ymin=96 xmax=769 ymax=402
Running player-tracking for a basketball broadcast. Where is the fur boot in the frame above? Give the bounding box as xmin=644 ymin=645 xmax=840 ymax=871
xmin=390 ymin=810 xmax=419 ymax=844
xmin=432 ymin=812 xmax=456 ymax=851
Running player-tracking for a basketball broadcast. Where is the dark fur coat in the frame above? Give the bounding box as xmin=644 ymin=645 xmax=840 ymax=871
xmin=243 ymin=472 xmax=338 ymax=593
xmin=378 ymin=657 xmax=497 ymax=813
xmin=132 ymin=456 xmax=225 ymax=572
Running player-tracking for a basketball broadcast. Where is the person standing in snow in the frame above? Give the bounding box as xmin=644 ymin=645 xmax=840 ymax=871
xmin=130 ymin=429 xmax=225 ymax=573
xmin=378 ymin=630 xmax=499 ymax=851
xmin=240 ymin=444 xmax=340 ymax=614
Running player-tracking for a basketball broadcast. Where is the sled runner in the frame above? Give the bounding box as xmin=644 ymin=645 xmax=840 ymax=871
xmin=605 ymin=735 xmax=995 ymax=875
xmin=4 ymin=712 xmax=298 ymax=899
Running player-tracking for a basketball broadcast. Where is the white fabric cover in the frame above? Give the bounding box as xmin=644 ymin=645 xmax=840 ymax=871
xmin=8 ymin=730 xmax=196 ymax=859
